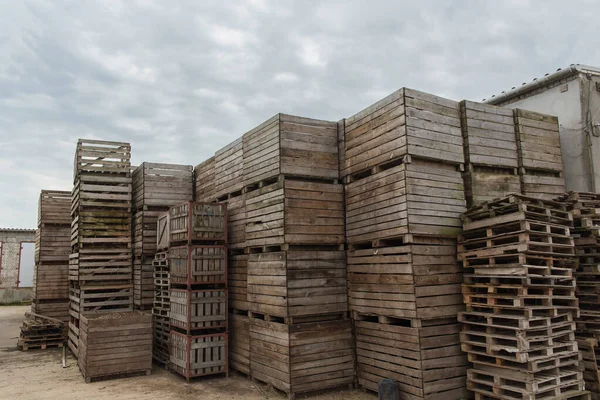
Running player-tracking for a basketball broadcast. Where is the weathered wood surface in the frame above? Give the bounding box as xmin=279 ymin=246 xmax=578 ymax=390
xmin=247 ymin=250 xmax=347 ymax=319
xmin=245 ymin=176 xmax=344 ymax=248
xmin=36 ymin=225 xmax=71 ymax=264
xmin=78 ymin=311 xmax=152 ymax=382
xmin=229 ymin=254 xmax=249 ymax=311
xmin=38 ymin=190 xmax=71 ymax=227
xmin=133 ymin=257 xmax=154 ymax=308
xmin=194 ymin=157 xmax=216 ymax=202
xmin=169 ymin=245 xmax=227 ymax=287
xmin=464 ymin=164 xmax=522 ymax=207
xmin=515 ymin=108 xmax=563 ymax=172
xmin=249 ymin=316 xmax=354 ymax=396
xmin=169 ymin=289 xmax=227 ymax=333
xmin=31 ymin=300 xmax=70 ymax=323
xmin=156 ymin=212 xmax=169 ymax=251
xmin=169 ymin=332 xmax=228 ymax=380
xmin=229 ymin=312 xmax=250 ymax=375
xmin=215 ymin=138 xmax=244 ymax=197
xmin=169 ymin=202 xmax=227 ymax=245
xmin=132 ymin=162 xmax=193 ymax=210
xmin=346 ymin=157 xmax=465 ymax=244
xmin=355 ymin=317 xmax=467 ymax=399
xmin=223 ymin=194 xmax=246 ymax=249
xmin=33 ymin=263 xmax=69 ymax=301
xmin=243 ymin=114 xmax=339 ymax=186
xmin=73 ymin=139 xmax=131 ymax=183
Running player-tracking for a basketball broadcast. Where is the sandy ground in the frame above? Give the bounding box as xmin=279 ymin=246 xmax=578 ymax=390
xmin=0 ymin=305 xmax=373 ymax=400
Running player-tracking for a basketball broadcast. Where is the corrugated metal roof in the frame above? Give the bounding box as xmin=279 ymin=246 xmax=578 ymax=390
xmin=484 ymin=64 xmax=600 ymax=104
xmin=0 ymin=228 xmax=36 ymax=233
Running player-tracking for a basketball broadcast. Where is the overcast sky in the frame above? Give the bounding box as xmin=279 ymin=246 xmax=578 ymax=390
xmin=1 ymin=0 xmax=598 ymax=228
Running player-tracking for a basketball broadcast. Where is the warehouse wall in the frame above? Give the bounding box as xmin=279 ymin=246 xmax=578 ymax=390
xmin=0 ymin=229 xmax=36 ymax=289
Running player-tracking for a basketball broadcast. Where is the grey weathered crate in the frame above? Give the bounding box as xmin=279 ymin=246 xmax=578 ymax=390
xmin=194 ymin=157 xmax=216 ymax=202
xmin=169 ymin=289 xmax=227 ymax=333
xmin=215 ymin=138 xmax=243 ymax=197
xmin=38 ymin=190 xmax=71 ymax=227
xmin=169 ymin=331 xmax=228 ymax=380
xmin=169 ymin=245 xmax=227 ymax=286
xmin=132 ymin=162 xmax=193 ymax=211
xmin=169 ymin=202 xmax=227 ymax=245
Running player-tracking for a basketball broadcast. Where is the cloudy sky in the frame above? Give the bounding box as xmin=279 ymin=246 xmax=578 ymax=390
xmin=1 ymin=0 xmax=598 ymax=228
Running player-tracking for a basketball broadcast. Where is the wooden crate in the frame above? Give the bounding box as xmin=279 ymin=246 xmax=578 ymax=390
xmin=521 ymin=170 xmax=566 ymax=200
xmin=169 ymin=202 xmax=227 ymax=245
xmin=346 ymin=157 xmax=466 ymax=245
xmin=38 ymin=190 xmax=71 ymax=227
xmin=132 ymin=162 xmax=193 ymax=211
xmin=249 ymin=316 xmax=355 ymax=398
xmin=69 ymin=249 xmax=133 ymax=284
xmin=343 ymin=88 xmax=464 ymax=179
xmin=464 ymin=164 xmax=522 ymax=208
xmin=223 ymin=194 xmax=246 ymax=249
xmin=229 ymin=253 xmax=249 ymax=311
xmin=246 ymin=176 xmax=344 ymax=248
xmin=35 ymin=225 xmax=70 ymax=264
xmin=169 ymin=245 xmax=227 ymax=287
xmin=133 ymin=257 xmax=154 ymax=308
xmin=34 ymin=263 xmax=69 ymax=301
xmin=156 ymin=212 xmax=169 ymax=251
xmin=73 ymin=139 xmax=131 ymax=182
xmin=215 ymin=138 xmax=244 ymax=197
xmin=31 ymin=300 xmax=70 ymax=323
xmin=169 ymin=289 xmax=227 ymax=333
xmin=355 ymin=316 xmax=467 ymax=400
xmin=69 ymin=284 xmax=133 ymax=315
xmin=78 ymin=311 xmax=152 ymax=382
xmin=133 ymin=210 xmax=162 ymax=258
xmin=169 ymin=331 xmax=228 ymax=380
xmin=348 ymin=240 xmax=463 ymax=320
xmin=243 ymin=114 xmax=339 ymax=186
xmin=194 ymin=157 xmax=216 ymax=202
xmin=247 ymin=250 xmax=347 ymax=320
xmin=229 ymin=311 xmax=250 ymax=375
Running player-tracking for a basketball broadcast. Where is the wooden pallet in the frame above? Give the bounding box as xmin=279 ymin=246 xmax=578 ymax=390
xmin=169 ymin=245 xmax=227 ymax=287
xmin=343 ymin=88 xmax=464 ymax=178
xmin=169 ymin=289 xmax=227 ymax=333
xmin=18 ymin=312 xmax=67 ymax=351
xmin=132 ymin=162 xmax=193 ymax=211
xmin=247 ymin=250 xmax=347 ymax=320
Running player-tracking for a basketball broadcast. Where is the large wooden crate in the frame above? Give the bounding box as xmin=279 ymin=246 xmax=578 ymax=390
xmin=38 ymin=190 xmax=71 ymax=227
xmin=69 ymin=249 xmax=133 ymax=284
xmin=515 ymin=109 xmax=565 ymax=200
xmin=169 ymin=331 xmax=228 ymax=380
xmin=223 ymin=194 xmax=246 ymax=249
xmin=69 ymin=284 xmax=133 ymax=315
xmin=133 ymin=210 xmax=162 ymax=258
xmin=31 ymin=300 xmax=70 ymax=323
xmin=229 ymin=253 xmax=249 ymax=311
xmin=35 ymin=225 xmax=70 ymax=264
xmin=169 ymin=245 xmax=227 ymax=287
xmin=249 ymin=316 xmax=355 ymax=398
xmin=343 ymin=88 xmax=464 ymax=179
xmin=132 ymin=162 xmax=193 ymax=211
xmin=229 ymin=311 xmax=250 ymax=375
xmin=215 ymin=138 xmax=244 ymax=197
xmin=169 ymin=202 xmax=227 ymax=245
xmin=243 ymin=114 xmax=339 ymax=186
xmin=133 ymin=257 xmax=154 ymax=308
xmin=194 ymin=157 xmax=216 ymax=202
xmin=345 ymin=157 xmax=466 ymax=245
xmin=355 ymin=316 xmax=467 ymax=399
xmin=170 ymin=289 xmax=227 ymax=333
xmin=78 ymin=311 xmax=152 ymax=382
xmin=73 ymin=139 xmax=131 ymax=182
xmin=247 ymin=250 xmax=347 ymax=320
xmin=463 ymin=164 xmax=522 ymax=208
xmin=348 ymin=240 xmax=463 ymax=320
xmin=34 ymin=264 xmax=69 ymax=301
xmin=245 ymin=176 xmax=344 ymax=248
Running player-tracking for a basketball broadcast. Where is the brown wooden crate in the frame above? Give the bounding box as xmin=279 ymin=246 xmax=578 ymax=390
xmin=194 ymin=157 xmax=216 ymax=202
xmin=169 ymin=331 xmax=228 ymax=380
xmin=132 ymin=162 xmax=193 ymax=211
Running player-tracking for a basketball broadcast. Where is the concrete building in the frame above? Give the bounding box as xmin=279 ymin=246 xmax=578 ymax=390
xmin=0 ymin=228 xmax=36 ymax=303
xmin=485 ymin=64 xmax=600 ymax=193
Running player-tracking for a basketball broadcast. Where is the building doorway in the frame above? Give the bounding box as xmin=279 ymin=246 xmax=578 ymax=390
xmin=18 ymin=242 xmax=35 ymax=288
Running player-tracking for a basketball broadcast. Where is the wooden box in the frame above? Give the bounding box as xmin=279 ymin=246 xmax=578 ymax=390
xmin=229 ymin=311 xmax=250 ymax=375
xmin=194 ymin=157 xmax=216 ymax=202
xmin=169 ymin=202 xmax=227 ymax=245
xmin=347 ymin=240 xmax=463 ymax=320
xmin=34 ymin=264 xmax=69 ymax=301
xmin=247 ymin=250 xmax=347 ymax=320
xmin=346 ymin=157 xmax=466 ymax=245
xmin=35 ymin=225 xmax=70 ymax=264
xmin=31 ymin=300 xmax=70 ymax=323
xmin=169 ymin=331 xmax=228 ymax=380
xmin=515 ymin=109 xmax=563 ymax=172
xmin=343 ymin=88 xmax=464 ymax=179
xmin=246 ymin=176 xmax=344 ymax=248
xmin=250 ymin=316 xmax=355 ymax=397
xmin=223 ymin=194 xmax=246 ymax=249
xmin=243 ymin=114 xmax=339 ymax=186
xmin=133 ymin=210 xmax=162 ymax=258
xmin=215 ymin=138 xmax=243 ymax=197
xmin=38 ymin=190 xmax=71 ymax=227
xmin=69 ymin=284 xmax=133 ymax=315
xmin=170 ymin=289 xmax=227 ymax=333
xmin=78 ymin=311 xmax=152 ymax=382
xmin=355 ymin=316 xmax=467 ymax=399
xmin=229 ymin=253 xmax=249 ymax=311
xmin=463 ymin=164 xmax=522 ymax=208
xmin=132 ymin=162 xmax=193 ymax=211
xmin=169 ymin=245 xmax=227 ymax=287
xmin=73 ymin=139 xmax=131 ymax=182
xmin=133 ymin=257 xmax=154 ymax=308
xmin=156 ymin=212 xmax=169 ymax=251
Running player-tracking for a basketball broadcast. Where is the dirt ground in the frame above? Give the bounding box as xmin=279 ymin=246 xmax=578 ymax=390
xmin=0 ymin=305 xmax=373 ymax=400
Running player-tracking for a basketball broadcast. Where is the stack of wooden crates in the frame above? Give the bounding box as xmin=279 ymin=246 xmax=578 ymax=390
xmin=459 ymin=195 xmax=586 ymax=399
xmin=132 ymin=162 xmax=193 ymax=309
xmin=340 ymin=88 xmax=468 ymax=399
xmin=32 ymin=190 xmax=71 ymax=323
xmin=168 ymin=202 xmax=229 ymax=381
xmin=68 ymin=140 xmax=133 ymax=357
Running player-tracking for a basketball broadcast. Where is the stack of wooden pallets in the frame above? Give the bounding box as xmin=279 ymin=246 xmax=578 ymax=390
xmin=459 ymin=195 xmax=588 ymax=400
xmin=132 ymin=162 xmax=193 ymax=309
xmin=18 ymin=312 xmax=66 ymax=351
xmin=515 ymin=109 xmax=565 ymax=200
xmin=151 ymin=250 xmax=170 ymax=366
xmin=558 ymin=191 xmax=600 ymax=398
xmin=341 ymin=88 xmax=468 ymax=399
xmin=32 ymin=190 xmax=71 ymax=323
xmin=460 ymin=101 xmax=521 ymax=207
xmin=69 ymin=140 xmax=133 ymax=357
xmin=167 ymin=202 xmax=229 ymax=381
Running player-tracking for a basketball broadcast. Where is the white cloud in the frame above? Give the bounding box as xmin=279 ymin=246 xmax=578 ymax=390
xmin=274 ymin=72 xmax=299 ymax=83
xmin=297 ymin=37 xmax=327 ymax=67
